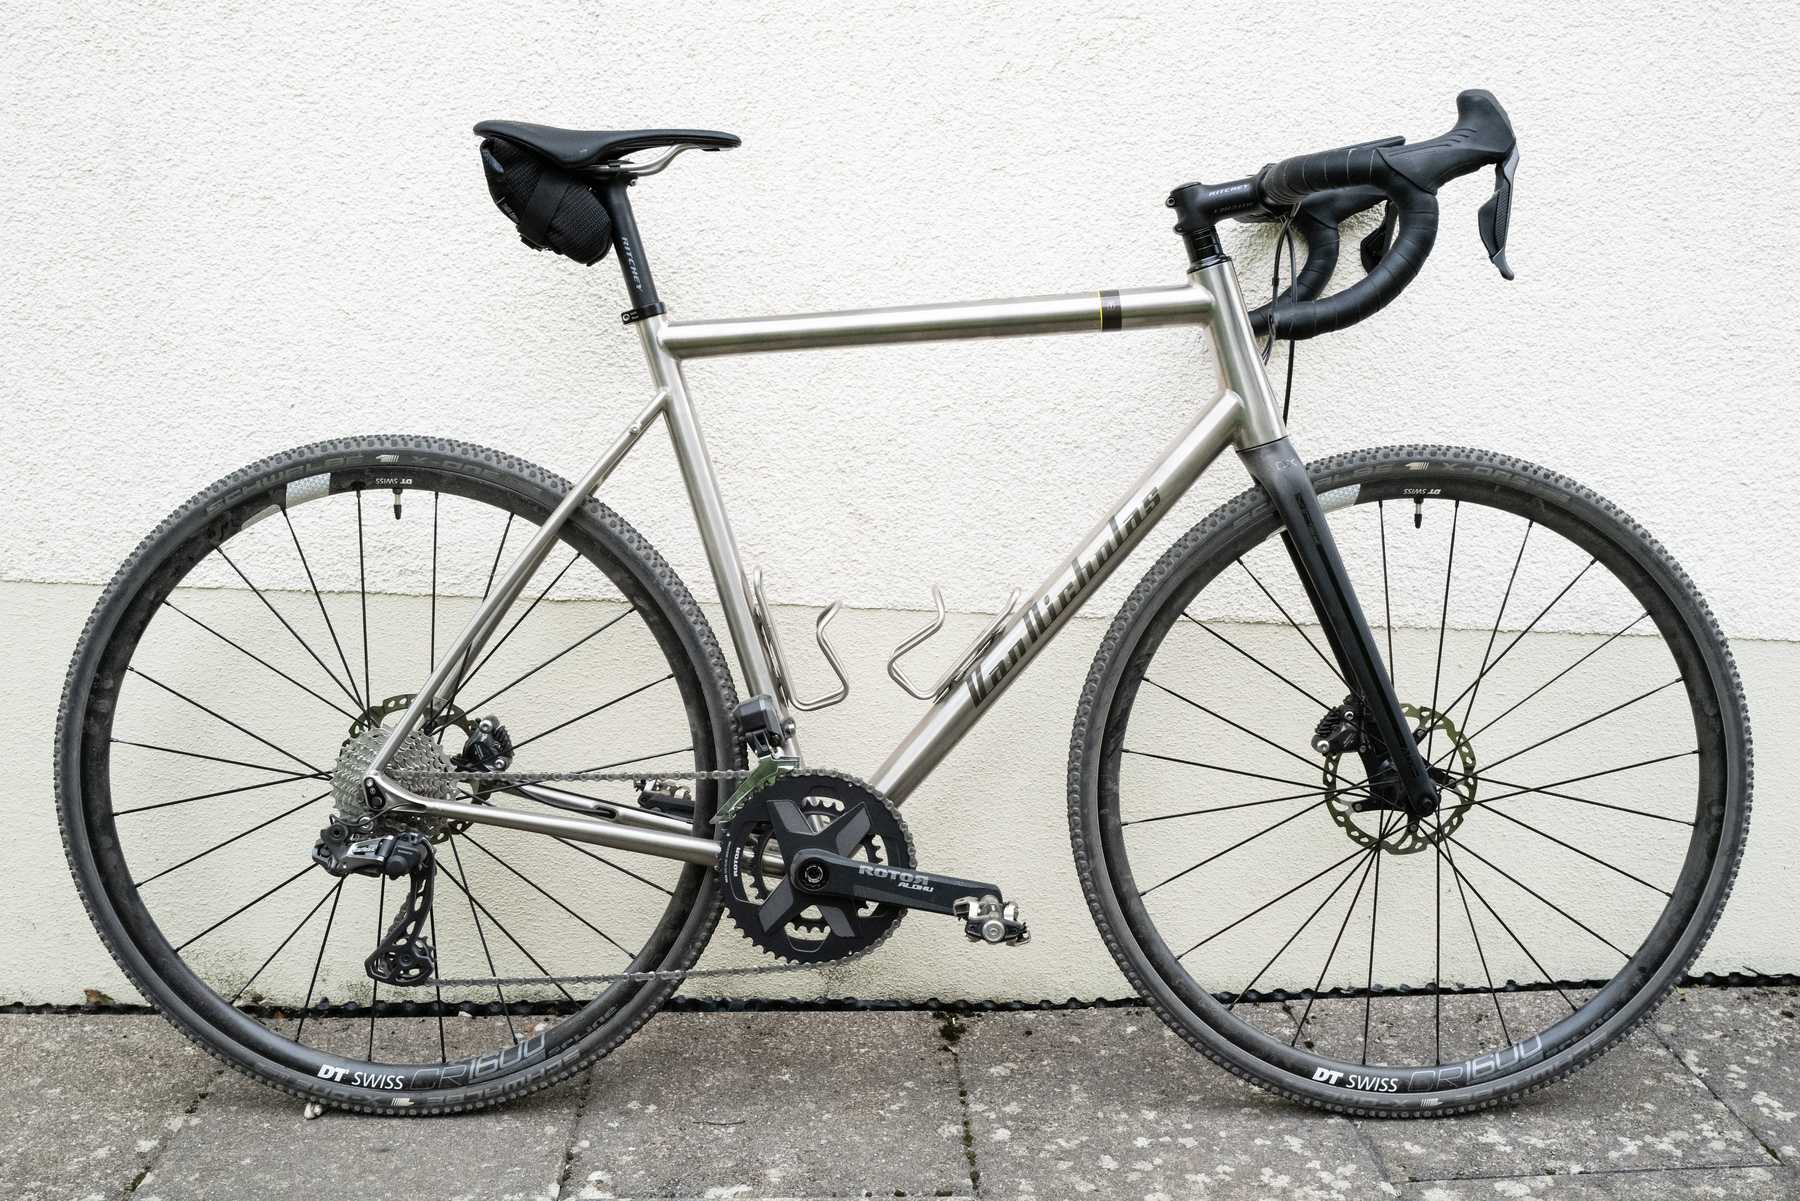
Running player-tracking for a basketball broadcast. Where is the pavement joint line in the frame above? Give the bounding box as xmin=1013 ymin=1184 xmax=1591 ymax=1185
xmin=1647 ymin=995 xmax=1786 ymax=1167
xmin=555 ymin=1066 xmax=595 ymax=1199
xmin=1405 ymin=1160 xmax=1795 ymax=1183
xmin=938 ymin=1011 xmax=982 ymax=1199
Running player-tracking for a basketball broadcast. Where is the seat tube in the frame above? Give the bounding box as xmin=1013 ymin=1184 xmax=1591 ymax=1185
xmin=1202 ymin=256 xmax=1439 ymax=816
xmin=632 ymin=317 xmax=783 ymax=715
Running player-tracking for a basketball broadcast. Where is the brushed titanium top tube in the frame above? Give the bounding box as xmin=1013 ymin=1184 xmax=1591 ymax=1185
xmin=658 ymin=282 xmax=1212 ymax=359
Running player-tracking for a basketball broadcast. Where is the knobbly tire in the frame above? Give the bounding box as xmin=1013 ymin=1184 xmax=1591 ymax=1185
xmin=56 ymin=436 xmax=742 ymax=1114
xmin=1069 ymin=446 xmax=1752 ymax=1116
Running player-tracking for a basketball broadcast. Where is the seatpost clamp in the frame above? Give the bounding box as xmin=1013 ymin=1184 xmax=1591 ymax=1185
xmin=622 ymin=302 xmax=668 ymax=324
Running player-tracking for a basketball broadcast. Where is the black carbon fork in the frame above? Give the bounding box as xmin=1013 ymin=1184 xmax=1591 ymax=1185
xmin=1238 ymin=440 xmax=1438 ymax=817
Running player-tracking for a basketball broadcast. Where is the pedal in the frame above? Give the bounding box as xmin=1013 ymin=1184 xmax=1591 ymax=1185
xmin=954 ymin=895 xmax=1030 ymax=946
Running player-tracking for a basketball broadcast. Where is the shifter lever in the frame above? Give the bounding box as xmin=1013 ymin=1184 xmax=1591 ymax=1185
xmin=1478 ymin=145 xmax=1519 ymax=280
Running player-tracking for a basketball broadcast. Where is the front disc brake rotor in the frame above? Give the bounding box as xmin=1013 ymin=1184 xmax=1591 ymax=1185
xmin=719 ymin=771 xmax=914 ymax=964
xmin=1322 ymin=703 xmax=1478 ymax=854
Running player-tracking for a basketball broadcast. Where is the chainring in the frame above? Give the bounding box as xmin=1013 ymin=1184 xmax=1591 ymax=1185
xmin=718 ymin=771 xmax=914 ymax=965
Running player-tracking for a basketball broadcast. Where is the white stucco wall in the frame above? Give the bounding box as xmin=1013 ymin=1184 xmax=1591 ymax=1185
xmin=2 ymin=1 xmax=1794 ymax=1004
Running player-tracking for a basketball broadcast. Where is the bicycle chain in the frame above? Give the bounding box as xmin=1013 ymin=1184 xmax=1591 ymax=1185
xmin=390 ymin=766 xmax=884 ymax=989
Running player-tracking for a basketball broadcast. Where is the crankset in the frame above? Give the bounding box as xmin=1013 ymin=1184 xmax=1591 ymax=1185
xmin=718 ymin=771 xmax=1028 ymax=965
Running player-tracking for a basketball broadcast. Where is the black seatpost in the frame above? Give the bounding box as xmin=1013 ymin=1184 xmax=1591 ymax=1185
xmin=596 ymin=178 xmax=665 ymax=323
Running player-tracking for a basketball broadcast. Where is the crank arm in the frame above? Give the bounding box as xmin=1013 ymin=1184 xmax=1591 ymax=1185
xmin=788 ymin=848 xmax=1029 ymax=943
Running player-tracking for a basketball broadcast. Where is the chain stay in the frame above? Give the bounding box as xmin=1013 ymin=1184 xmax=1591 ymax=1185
xmin=395 ymin=764 xmax=837 ymax=987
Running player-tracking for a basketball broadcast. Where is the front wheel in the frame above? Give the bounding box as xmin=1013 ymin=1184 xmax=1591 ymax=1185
xmin=57 ymin=436 xmax=741 ymax=1113
xmin=1070 ymin=445 xmax=1751 ymax=1115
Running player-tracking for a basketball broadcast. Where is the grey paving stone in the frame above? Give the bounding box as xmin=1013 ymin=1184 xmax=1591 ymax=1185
xmin=1356 ymin=1022 xmax=1776 ymax=1182
xmin=0 ymin=1013 xmax=219 ymax=1201
xmin=1655 ymin=985 xmax=1800 ymax=1165
xmin=559 ymin=1010 xmax=969 ymax=1200
xmin=1393 ymin=1163 xmax=1795 ymax=1198
xmin=139 ymin=1016 xmax=582 ymax=1201
xmin=952 ymin=1007 xmax=1387 ymax=1200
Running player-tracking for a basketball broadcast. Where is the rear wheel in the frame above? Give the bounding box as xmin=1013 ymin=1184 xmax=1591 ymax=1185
xmin=57 ymin=436 xmax=740 ymax=1113
xmin=1070 ymin=445 xmax=1751 ymax=1115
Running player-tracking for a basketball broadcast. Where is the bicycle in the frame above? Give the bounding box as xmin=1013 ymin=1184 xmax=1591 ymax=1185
xmin=56 ymin=89 xmax=1752 ymax=1118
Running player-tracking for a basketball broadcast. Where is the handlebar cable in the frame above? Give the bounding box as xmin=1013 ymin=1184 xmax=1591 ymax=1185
xmin=1261 ymin=205 xmax=1300 ymax=422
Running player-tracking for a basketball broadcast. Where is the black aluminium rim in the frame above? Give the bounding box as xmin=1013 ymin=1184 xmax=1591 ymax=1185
xmin=60 ymin=438 xmax=737 ymax=1105
xmin=1079 ymin=447 xmax=1746 ymax=1110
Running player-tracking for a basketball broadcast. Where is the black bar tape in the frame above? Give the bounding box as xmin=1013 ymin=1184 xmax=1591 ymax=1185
xmin=1099 ymin=289 xmax=1122 ymax=332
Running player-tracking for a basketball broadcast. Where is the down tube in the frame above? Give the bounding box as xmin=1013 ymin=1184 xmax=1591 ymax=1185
xmin=869 ymin=388 xmax=1247 ymax=802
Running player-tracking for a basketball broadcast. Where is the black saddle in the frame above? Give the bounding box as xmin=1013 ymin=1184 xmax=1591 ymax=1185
xmin=472 ymin=120 xmax=740 ymax=168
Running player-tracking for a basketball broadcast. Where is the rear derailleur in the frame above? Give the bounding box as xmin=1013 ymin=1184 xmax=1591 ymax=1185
xmin=312 ymin=820 xmax=438 ymax=987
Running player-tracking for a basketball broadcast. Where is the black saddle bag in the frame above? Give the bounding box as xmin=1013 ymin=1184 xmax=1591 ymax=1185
xmin=479 ymin=138 xmax=613 ymax=265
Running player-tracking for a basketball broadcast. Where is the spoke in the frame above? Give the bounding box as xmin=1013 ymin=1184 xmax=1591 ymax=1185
xmin=1140 ymin=798 xmax=1332 ymax=897
xmin=510 ymin=674 xmax=674 ymax=751
xmin=294 ymin=878 xmax=345 ymax=1043
xmin=1123 ymin=787 xmax=1345 ymax=827
xmin=110 ymin=739 xmax=313 ymax=777
xmin=1469 ymin=804 xmax=1671 ymax=896
xmin=463 ymin=835 xmax=636 ymax=960
xmin=1446 ymin=835 xmax=1631 ymax=957
xmin=1425 ymin=501 xmax=1460 ymax=765
xmin=1438 ymin=840 xmax=1577 ymax=1012
xmin=162 ymin=601 xmax=358 ymax=721
xmin=112 ymin=770 xmax=327 ymax=817
xmin=230 ymin=879 xmax=342 ymax=1004
xmin=429 ymin=492 xmax=440 ymax=674
xmin=551 ymin=837 xmax=675 ymax=896
xmin=1455 ymin=521 xmax=1531 ymax=735
xmin=442 ymin=841 xmax=576 ymax=1002
xmin=1180 ymin=613 xmax=1330 ymax=709
xmin=572 ymin=746 xmax=695 ymax=776
xmin=429 ymin=906 xmax=446 ymax=1063
xmin=136 ymin=790 xmax=331 ymax=885
xmin=1435 ymin=828 xmax=1511 ymax=1043
xmin=458 ymin=607 xmax=637 ymax=717
xmin=1435 ymin=805 xmax=1442 ymax=1064
xmin=1226 ymin=848 xmax=1376 ymax=1010
xmin=125 ymin=667 xmax=324 ymax=775
xmin=369 ymin=871 xmax=384 ymax=1060
xmin=1379 ymin=501 xmax=1395 ymax=695
xmin=214 ymin=547 xmax=363 ymax=710
xmin=173 ymin=863 xmax=318 ymax=952
xmin=1471 ymin=766 xmax=1696 ymax=826
xmin=356 ymin=488 xmax=372 ymax=711
xmin=440 ymin=513 xmax=516 ymax=717
xmin=1433 ymin=558 xmax=1598 ymax=719
xmin=1145 ymin=678 xmax=1328 ymax=775
xmin=444 ymin=837 xmax=517 ymax=1041
xmin=1477 ymin=678 xmax=1683 ymax=775
xmin=1455 ymin=612 xmax=1650 ymax=750
xmin=1236 ymin=559 xmax=1345 ymax=687
xmin=1289 ymin=842 xmax=1382 ymax=1047
xmin=457 ymin=553 xmax=582 ymax=695
xmin=1363 ymin=813 xmax=1390 ymax=1064
xmin=1191 ymin=844 xmax=1367 ymax=961
xmin=282 ymin=506 xmax=367 ymax=711
xmin=1123 ymin=749 xmax=1364 ymax=797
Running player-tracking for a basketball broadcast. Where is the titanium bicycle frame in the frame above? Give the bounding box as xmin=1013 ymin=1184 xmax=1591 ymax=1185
xmin=363 ymin=256 xmax=1437 ymax=868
